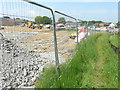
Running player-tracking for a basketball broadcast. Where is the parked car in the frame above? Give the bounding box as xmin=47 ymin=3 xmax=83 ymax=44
xmin=0 ymin=26 xmax=4 ymax=29
xmin=56 ymin=24 xmax=65 ymax=30
xmin=69 ymin=33 xmax=77 ymax=39
xmin=45 ymin=24 xmax=51 ymax=29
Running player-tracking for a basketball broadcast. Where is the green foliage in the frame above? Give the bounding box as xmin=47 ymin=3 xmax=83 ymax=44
xmin=35 ymin=16 xmax=52 ymax=24
xmin=88 ymin=20 xmax=103 ymax=25
xmin=35 ymin=16 xmax=43 ymax=24
xmin=98 ymin=34 xmax=118 ymax=88
xmin=109 ymin=34 xmax=118 ymax=48
xmin=23 ymin=19 xmax=29 ymax=24
xmin=42 ymin=16 xmax=52 ymax=24
xmin=16 ymin=18 xmax=20 ymax=19
xmin=35 ymin=34 xmax=118 ymax=88
xmin=3 ymin=16 xmax=10 ymax=19
xmin=35 ymin=34 xmax=99 ymax=88
xmin=80 ymin=20 xmax=103 ymax=26
xmin=58 ymin=17 xmax=66 ymax=24
xmin=80 ymin=21 xmax=87 ymax=26
xmin=66 ymin=21 xmax=73 ymax=23
xmin=35 ymin=66 xmax=57 ymax=88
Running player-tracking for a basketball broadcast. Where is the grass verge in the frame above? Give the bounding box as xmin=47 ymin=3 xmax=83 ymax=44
xmin=109 ymin=34 xmax=118 ymax=48
xmin=35 ymin=33 xmax=118 ymax=88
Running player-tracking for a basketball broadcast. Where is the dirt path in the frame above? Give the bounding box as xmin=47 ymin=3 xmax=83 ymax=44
xmin=92 ymin=34 xmax=106 ymax=87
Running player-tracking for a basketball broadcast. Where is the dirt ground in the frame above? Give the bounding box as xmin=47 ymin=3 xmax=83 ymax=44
xmin=3 ymin=26 xmax=51 ymax=32
xmin=1 ymin=26 xmax=77 ymax=60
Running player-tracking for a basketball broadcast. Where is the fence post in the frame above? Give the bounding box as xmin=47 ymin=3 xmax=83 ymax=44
xmin=51 ymin=10 xmax=60 ymax=76
xmin=54 ymin=11 xmax=78 ymax=50
xmin=22 ymin=0 xmax=60 ymax=76
xmin=75 ymin=19 xmax=79 ymax=51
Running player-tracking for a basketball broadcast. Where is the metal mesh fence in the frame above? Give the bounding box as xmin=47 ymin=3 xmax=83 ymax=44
xmin=0 ymin=0 xmax=81 ymax=89
xmin=54 ymin=12 xmax=78 ymax=62
xmin=0 ymin=0 xmax=63 ymax=88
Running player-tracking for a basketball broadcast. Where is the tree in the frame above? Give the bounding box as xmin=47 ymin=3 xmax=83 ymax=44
xmin=58 ymin=17 xmax=66 ymax=24
xmin=88 ymin=20 xmax=103 ymax=25
xmin=3 ymin=16 xmax=10 ymax=19
xmin=81 ymin=21 xmax=87 ymax=26
xmin=42 ymin=16 xmax=52 ymax=24
xmin=66 ymin=21 xmax=73 ymax=23
xmin=16 ymin=18 xmax=20 ymax=19
xmin=80 ymin=20 xmax=103 ymax=26
xmin=35 ymin=16 xmax=43 ymax=24
xmin=23 ymin=19 xmax=29 ymax=24
xmin=35 ymin=16 xmax=52 ymax=24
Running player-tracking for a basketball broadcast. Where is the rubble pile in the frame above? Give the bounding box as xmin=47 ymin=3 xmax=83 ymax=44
xmin=0 ymin=34 xmax=65 ymax=89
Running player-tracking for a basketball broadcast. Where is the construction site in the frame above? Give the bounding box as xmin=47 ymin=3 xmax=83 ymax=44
xmin=0 ymin=0 xmax=118 ymax=89
xmin=0 ymin=20 xmax=77 ymax=88
xmin=0 ymin=0 xmax=101 ymax=88
xmin=0 ymin=25 xmax=76 ymax=57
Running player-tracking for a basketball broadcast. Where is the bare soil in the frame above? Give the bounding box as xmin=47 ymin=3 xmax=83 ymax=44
xmin=1 ymin=26 xmax=76 ymax=60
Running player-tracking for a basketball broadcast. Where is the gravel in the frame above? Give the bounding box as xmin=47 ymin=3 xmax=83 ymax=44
xmin=0 ymin=31 xmax=65 ymax=89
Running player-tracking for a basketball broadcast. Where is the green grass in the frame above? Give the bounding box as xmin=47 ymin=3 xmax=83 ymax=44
xmin=101 ymin=34 xmax=118 ymax=88
xmin=92 ymin=34 xmax=118 ymax=88
xmin=35 ymin=33 xmax=118 ymax=88
xmin=109 ymin=34 xmax=118 ymax=47
xmin=64 ymin=29 xmax=77 ymax=31
xmin=55 ymin=29 xmax=77 ymax=31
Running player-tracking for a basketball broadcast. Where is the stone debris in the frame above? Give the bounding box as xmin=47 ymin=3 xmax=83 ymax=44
xmin=0 ymin=33 xmax=65 ymax=89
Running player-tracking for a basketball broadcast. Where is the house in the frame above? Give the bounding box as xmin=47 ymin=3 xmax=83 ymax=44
xmin=98 ymin=23 xmax=109 ymax=27
xmin=0 ymin=17 xmax=14 ymax=26
xmin=14 ymin=19 xmax=24 ymax=25
xmin=65 ymin=23 xmax=76 ymax=29
xmin=109 ymin=23 xmax=117 ymax=28
xmin=0 ymin=17 xmax=24 ymax=26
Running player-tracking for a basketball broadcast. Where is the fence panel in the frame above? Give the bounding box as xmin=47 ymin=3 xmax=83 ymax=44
xmin=54 ymin=11 xmax=78 ymax=65
xmin=0 ymin=0 xmax=63 ymax=88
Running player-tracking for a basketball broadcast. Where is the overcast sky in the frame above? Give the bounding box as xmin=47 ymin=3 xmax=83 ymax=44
xmin=0 ymin=0 xmax=119 ymax=23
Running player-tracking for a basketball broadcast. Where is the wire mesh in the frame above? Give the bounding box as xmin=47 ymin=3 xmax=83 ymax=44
xmin=0 ymin=0 xmax=81 ymax=89
xmin=0 ymin=0 xmax=62 ymax=88
xmin=54 ymin=12 xmax=78 ymax=65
